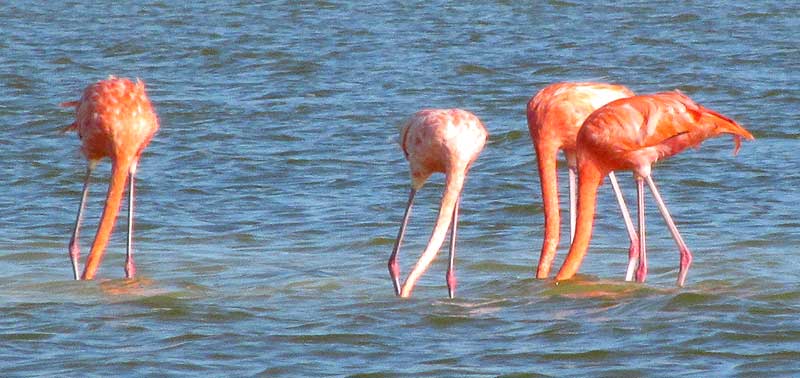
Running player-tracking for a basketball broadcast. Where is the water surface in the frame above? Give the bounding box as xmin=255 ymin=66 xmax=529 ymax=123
xmin=1 ymin=1 xmax=799 ymax=376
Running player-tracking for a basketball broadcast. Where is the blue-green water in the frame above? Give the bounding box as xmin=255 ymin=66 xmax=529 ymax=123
xmin=1 ymin=1 xmax=799 ymax=376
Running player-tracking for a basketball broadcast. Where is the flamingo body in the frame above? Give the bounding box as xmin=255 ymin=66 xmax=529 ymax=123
xmin=528 ymin=82 xmax=635 ymax=154
xmin=67 ymin=79 xmax=158 ymax=163
xmin=578 ymin=91 xmax=747 ymax=173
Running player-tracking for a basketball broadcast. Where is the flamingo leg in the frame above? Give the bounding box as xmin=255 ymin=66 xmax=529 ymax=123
xmin=446 ymin=197 xmax=460 ymax=299
xmin=124 ymin=162 xmax=138 ymax=279
xmin=389 ymin=189 xmax=416 ymax=296
xmin=644 ymin=175 xmax=693 ymax=287
xmin=608 ymin=171 xmax=640 ymax=281
xmin=636 ymin=176 xmax=647 ymax=282
xmin=568 ymin=166 xmax=578 ymax=243
xmin=69 ymin=163 xmax=95 ymax=281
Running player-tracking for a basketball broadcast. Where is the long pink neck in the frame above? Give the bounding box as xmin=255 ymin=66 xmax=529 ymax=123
xmin=534 ymin=144 xmax=561 ymax=279
xmin=399 ymin=172 xmax=464 ymax=298
xmin=555 ymin=159 xmax=603 ymax=281
xmin=82 ymin=158 xmax=132 ymax=280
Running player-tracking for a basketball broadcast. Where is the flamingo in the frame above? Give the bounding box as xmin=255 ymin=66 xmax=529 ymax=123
xmin=527 ymin=82 xmax=643 ymax=281
xmin=61 ymin=76 xmax=160 ymax=280
xmin=555 ymin=91 xmax=754 ymax=286
xmin=387 ymin=109 xmax=488 ymax=298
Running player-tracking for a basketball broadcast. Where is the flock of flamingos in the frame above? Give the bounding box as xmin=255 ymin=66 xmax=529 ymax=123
xmin=61 ymin=77 xmax=754 ymax=299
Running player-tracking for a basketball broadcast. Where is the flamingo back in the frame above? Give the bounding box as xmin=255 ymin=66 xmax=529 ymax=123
xmin=527 ymin=82 xmax=634 ymax=153
xmin=400 ymin=109 xmax=488 ymax=189
xmin=577 ymin=91 xmax=754 ymax=173
xmin=65 ymin=76 xmax=160 ymax=163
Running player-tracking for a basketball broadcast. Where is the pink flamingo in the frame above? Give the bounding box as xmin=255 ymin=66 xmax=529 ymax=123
xmin=388 ymin=109 xmax=488 ymax=298
xmin=61 ymin=76 xmax=160 ymax=280
xmin=555 ymin=91 xmax=754 ymax=286
xmin=527 ymin=82 xmax=643 ymax=281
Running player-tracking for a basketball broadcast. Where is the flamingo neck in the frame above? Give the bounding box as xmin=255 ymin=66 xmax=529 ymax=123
xmin=82 ymin=157 xmax=133 ymax=280
xmin=399 ymin=172 xmax=464 ymax=298
xmin=555 ymin=159 xmax=603 ymax=282
xmin=534 ymin=144 xmax=561 ymax=279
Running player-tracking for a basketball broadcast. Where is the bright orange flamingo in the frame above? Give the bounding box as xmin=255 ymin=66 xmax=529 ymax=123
xmin=388 ymin=109 xmax=488 ymax=298
xmin=527 ymin=82 xmax=642 ymax=281
xmin=555 ymin=91 xmax=754 ymax=286
xmin=61 ymin=76 xmax=159 ymax=280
